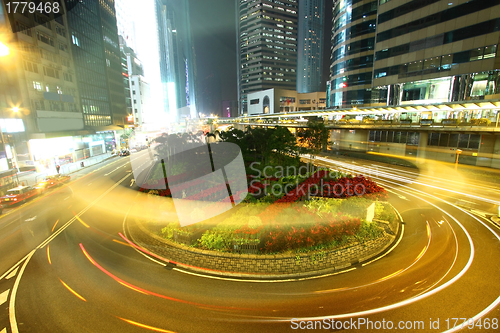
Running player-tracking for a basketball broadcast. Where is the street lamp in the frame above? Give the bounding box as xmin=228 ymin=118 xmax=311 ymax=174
xmin=12 ymin=107 xmax=19 ymax=113
xmin=0 ymin=40 xmax=9 ymax=57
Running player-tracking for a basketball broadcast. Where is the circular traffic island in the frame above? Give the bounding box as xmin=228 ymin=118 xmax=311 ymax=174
xmin=126 ymin=169 xmax=401 ymax=278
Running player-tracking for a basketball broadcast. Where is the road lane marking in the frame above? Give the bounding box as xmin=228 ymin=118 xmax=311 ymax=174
xmin=315 ymin=158 xmax=499 ymax=328
xmin=5 ymin=267 xmax=18 ymax=280
xmin=362 ymin=223 xmax=404 ymax=267
xmin=104 ymin=162 xmax=130 ymax=176
xmin=6 ymin=173 xmax=133 ymax=333
xmin=37 ymin=173 xmax=132 ymax=250
xmin=262 ymin=183 xmax=475 ymax=323
xmin=10 ymin=250 xmax=35 ymax=333
xmin=0 ymin=289 xmax=9 ymax=306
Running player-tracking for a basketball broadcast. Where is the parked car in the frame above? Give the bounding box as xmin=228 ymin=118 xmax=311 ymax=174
xmin=0 ymin=186 xmax=39 ymax=205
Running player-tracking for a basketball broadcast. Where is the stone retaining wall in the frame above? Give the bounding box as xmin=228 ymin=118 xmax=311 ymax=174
xmin=127 ymin=219 xmax=398 ymax=278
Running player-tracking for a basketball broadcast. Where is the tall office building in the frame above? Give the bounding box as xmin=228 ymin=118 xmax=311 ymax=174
xmin=297 ymin=0 xmax=324 ymax=93
xmin=373 ymin=0 xmax=500 ymax=105
xmin=156 ymin=0 xmax=197 ymax=122
xmin=164 ymin=0 xmax=196 ymax=120
xmin=121 ymin=40 xmax=150 ymax=126
xmin=329 ymin=0 xmax=378 ymax=107
xmin=115 ymin=0 xmax=137 ymax=50
xmin=237 ymin=0 xmax=299 ymax=115
xmin=155 ymin=0 xmax=171 ymax=120
xmin=329 ymin=0 xmax=500 ymax=108
xmin=67 ymin=0 xmax=127 ymax=128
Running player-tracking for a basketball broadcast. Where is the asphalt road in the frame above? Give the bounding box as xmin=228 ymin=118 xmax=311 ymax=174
xmin=0 ymin=152 xmax=499 ymax=333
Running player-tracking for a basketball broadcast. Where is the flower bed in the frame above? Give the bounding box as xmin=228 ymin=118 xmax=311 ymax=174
xmin=142 ymin=168 xmax=393 ymax=255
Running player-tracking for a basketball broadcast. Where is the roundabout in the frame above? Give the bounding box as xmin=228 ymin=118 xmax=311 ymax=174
xmin=1 ymin=149 xmax=500 ymax=333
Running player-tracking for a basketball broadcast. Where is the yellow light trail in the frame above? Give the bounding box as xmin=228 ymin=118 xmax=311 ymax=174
xmin=75 ymin=216 xmax=90 ymax=228
xmin=118 ymin=281 xmax=148 ymax=295
xmin=117 ymin=317 xmax=176 ymax=333
xmin=47 ymin=245 xmax=51 ymax=265
xmin=112 ymin=239 xmax=132 ymax=247
xmin=59 ymin=279 xmax=86 ymax=302
xmin=51 ymin=219 xmax=59 ymax=233
xmin=377 ymin=269 xmax=403 ymax=282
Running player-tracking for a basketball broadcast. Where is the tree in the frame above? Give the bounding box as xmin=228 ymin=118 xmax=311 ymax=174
xmin=296 ymin=120 xmax=330 ymax=156
xmin=270 ymin=126 xmax=299 ymax=165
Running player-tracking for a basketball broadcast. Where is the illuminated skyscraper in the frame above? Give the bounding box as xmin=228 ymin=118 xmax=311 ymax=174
xmin=66 ymin=0 xmax=127 ymax=127
xmin=297 ymin=0 xmax=324 ymax=93
xmin=156 ymin=0 xmax=197 ymax=121
xmin=237 ymin=0 xmax=299 ymax=115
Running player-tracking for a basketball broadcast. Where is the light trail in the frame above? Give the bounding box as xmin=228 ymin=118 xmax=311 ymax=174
xmin=59 ymin=279 xmax=86 ymax=302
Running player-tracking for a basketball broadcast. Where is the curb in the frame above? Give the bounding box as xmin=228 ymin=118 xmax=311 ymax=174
xmin=125 ymin=212 xmax=403 ymax=281
xmin=491 ymin=215 xmax=500 ymax=226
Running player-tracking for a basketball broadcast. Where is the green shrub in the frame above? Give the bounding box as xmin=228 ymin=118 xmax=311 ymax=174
xmin=375 ymin=202 xmax=396 ymax=223
xmin=355 ymin=222 xmax=384 ymax=243
xmin=161 ymin=221 xmax=181 ymax=239
xmin=339 ymin=197 xmax=373 ymax=219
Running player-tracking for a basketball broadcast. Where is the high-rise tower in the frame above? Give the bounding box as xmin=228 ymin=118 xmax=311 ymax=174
xmin=297 ymin=0 xmax=324 ymax=93
xmin=237 ymin=0 xmax=298 ymax=115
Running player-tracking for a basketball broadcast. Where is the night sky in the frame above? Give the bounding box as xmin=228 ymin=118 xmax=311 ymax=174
xmin=189 ymin=0 xmax=238 ymax=103
xmin=188 ymin=0 xmax=333 ymax=109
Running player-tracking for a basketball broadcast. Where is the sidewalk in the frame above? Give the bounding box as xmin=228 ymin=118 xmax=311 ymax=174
xmin=15 ymin=152 xmax=116 ymax=187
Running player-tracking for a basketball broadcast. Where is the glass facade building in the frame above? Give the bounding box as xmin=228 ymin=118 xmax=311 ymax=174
xmin=373 ymin=0 xmax=500 ymax=105
xmin=329 ymin=0 xmax=500 ymax=108
xmin=329 ymin=0 xmax=379 ymax=107
xmin=297 ymin=0 xmax=324 ymax=93
xmin=66 ymin=0 xmax=126 ymax=128
xmin=238 ymin=0 xmax=298 ymax=114
xmin=156 ymin=0 xmax=197 ymax=121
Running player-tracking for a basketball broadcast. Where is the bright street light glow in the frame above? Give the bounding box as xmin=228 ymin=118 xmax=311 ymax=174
xmin=0 ymin=41 xmax=9 ymax=57
xmin=12 ymin=107 xmax=19 ymax=113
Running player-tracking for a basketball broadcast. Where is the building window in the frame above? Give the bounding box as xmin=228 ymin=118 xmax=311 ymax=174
xmin=263 ymin=96 xmax=270 ymax=114
xmin=43 ymin=67 xmax=59 ymax=79
xmin=56 ymin=25 xmax=66 ymax=37
xmin=16 ymin=22 xmax=32 ymax=36
xmin=250 ymin=98 xmax=260 ymax=105
xmin=59 ymin=43 xmax=68 ymax=52
xmin=36 ymin=31 xmax=54 ymax=46
xmin=71 ymin=34 xmax=80 ymax=46
xmin=24 ymin=61 xmax=38 ymax=73
xmin=32 ymin=81 xmax=42 ymax=91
